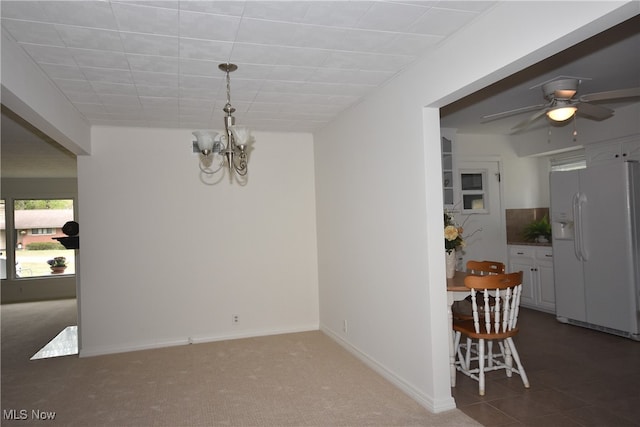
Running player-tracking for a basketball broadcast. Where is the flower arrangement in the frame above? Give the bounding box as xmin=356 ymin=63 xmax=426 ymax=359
xmin=444 ymin=212 xmax=465 ymax=254
xmin=47 ymin=256 xmax=67 ymax=268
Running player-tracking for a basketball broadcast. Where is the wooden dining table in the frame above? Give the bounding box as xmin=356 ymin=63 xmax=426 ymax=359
xmin=446 ymin=270 xmax=471 ymax=387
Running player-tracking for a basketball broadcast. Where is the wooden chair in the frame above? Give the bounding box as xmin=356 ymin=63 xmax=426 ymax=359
xmin=452 ymin=260 xmax=505 ymax=319
xmin=452 ymin=260 xmax=507 ymax=368
xmin=467 ymin=260 xmax=505 ymax=275
xmin=453 ymin=271 xmax=530 ymax=395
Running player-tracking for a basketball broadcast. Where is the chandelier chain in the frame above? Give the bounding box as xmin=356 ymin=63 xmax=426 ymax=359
xmin=226 ymin=69 xmax=232 ymax=106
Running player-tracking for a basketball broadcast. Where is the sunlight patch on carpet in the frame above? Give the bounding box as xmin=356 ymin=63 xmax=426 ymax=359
xmin=31 ymin=325 xmax=78 ymax=360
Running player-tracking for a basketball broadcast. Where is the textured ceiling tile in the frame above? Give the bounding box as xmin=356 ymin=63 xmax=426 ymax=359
xmin=99 ymin=94 xmax=142 ymax=107
xmin=111 ymin=2 xmax=179 ymax=36
xmin=260 ymin=45 xmax=330 ymax=68
xmin=179 ymin=1 xmax=245 ymax=16
xmin=22 ymin=45 xmax=76 ymax=66
xmin=301 ymin=2 xmax=373 ymax=27
xmin=89 ymin=82 xmax=136 ymax=96
xmin=1 ymin=19 xmax=66 ymax=46
xmin=335 ymin=28 xmax=403 ymax=54
xmin=114 ymin=1 xmax=180 ymax=10
xmin=435 ymin=1 xmax=497 ymax=12
xmin=264 ymin=65 xmax=316 ymax=82
xmin=71 ymin=49 xmax=130 ymax=70
xmin=380 ymin=33 xmax=442 ymax=56
xmin=179 ymin=87 xmax=218 ymax=99
xmin=408 ymin=7 xmax=477 ymax=36
xmin=355 ymin=2 xmax=427 ymax=32
xmin=179 ymin=38 xmax=233 ymax=61
xmin=180 ymin=98 xmax=215 ymax=109
xmin=235 ymin=18 xmax=299 ymax=46
xmin=72 ymin=102 xmax=107 ymax=113
xmin=120 ymin=32 xmax=179 ymax=56
xmin=82 ymin=68 xmax=134 ymax=85
xmin=0 ymin=0 xmax=515 ymax=134
xmin=127 ymin=54 xmax=180 ymax=74
xmin=179 ymin=10 xmax=241 ymax=41
xmin=241 ymin=1 xmax=310 ymax=23
xmin=52 ymin=79 xmax=95 ymax=94
xmin=180 ymin=75 xmax=223 ymax=91
xmin=308 ymin=68 xmax=375 ymax=85
xmin=139 ymin=97 xmax=179 ymax=109
xmin=289 ymin=25 xmax=348 ymax=50
xmin=323 ymin=51 xmax=414 ymax=71
xmin=39 ymin=64 xmax=85 ymax=80
xmin=136 ymin=85 xmax=180 ymax=98
xmin=55 ymin=26 xmax=123 ymax=52
xmin=228 ymin=44 xmax=280 ymax=66
xmin=179 ymin=58 xmax=221 ymax=77
xmin=0 ymin=1 xmax=50 ymax=22
xmin=39 ymin=1 xmax=118 ymax=29
xmin=132 ymin=71 xmax=179 ymax=88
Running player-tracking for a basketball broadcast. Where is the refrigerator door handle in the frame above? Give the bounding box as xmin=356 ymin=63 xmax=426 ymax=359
xmin=577 ymin=193 xmax=589 ymax=261
xmin=573 ymin=192 xmax=584 ymax=261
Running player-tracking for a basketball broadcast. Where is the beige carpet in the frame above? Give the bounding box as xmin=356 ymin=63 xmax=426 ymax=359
xmin=1 ymin=299 xmax=479 ymax=426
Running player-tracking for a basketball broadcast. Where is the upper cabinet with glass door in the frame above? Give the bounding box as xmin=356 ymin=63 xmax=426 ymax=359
xmin=442 ymin=136 xmax=454 ymax=208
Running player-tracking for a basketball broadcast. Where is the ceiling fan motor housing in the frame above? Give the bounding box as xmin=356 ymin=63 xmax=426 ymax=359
xmin=543 ymin=78 xmax=579 ymax=100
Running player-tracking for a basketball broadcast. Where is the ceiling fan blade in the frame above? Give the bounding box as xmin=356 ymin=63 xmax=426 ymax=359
xmin=481 ymin=104 xmax=546 ymax=123
xmin=576 ymin=102 xmax=614 ymax=120
xmin=511 ymin=108 xmax=548 ymax=132
xmin=579 ymin=87 xmax=640 ymax=102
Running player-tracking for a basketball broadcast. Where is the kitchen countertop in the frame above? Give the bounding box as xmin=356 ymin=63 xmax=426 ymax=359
xmin=507 ymin=241 xmax=552 ymax=247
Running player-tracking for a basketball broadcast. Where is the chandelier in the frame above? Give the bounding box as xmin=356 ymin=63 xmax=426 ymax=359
xmin=192 ymin=63 xmax=254 ymax=181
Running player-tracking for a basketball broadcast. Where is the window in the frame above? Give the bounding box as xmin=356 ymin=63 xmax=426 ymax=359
xmin=31 ymin=228 xmax=55 ymax=235
xmin=550 ymin=150 xmax=586 ymax=171
xmin=12 ymin=199 xmax=75 ymax=278
xmin=460 ymin=170 xmax=488 ymax=213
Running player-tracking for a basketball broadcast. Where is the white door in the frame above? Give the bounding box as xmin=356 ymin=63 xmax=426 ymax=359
xmin=453 ymin=159 xmax=505 ymax=270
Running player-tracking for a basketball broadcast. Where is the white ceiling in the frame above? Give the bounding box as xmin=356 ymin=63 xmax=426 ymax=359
xmin=1 ymin=2 xmax=638 ymax=179
xmin=1 ymin=0 xmax=497 ymax=133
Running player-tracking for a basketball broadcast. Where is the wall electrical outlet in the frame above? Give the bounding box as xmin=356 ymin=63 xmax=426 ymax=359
xmin=342 ymin=319 xmax=348 ymax=333
xmin=232 ymin=314 xmax=239 ymax=324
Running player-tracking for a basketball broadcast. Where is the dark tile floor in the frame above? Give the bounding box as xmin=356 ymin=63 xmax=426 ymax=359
xmin=451 ymin=308 xmax=640 ymax=426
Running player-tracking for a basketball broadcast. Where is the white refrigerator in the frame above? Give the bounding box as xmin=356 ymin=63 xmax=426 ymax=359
xmin=550 ymin=160 xmax=640 ymax=340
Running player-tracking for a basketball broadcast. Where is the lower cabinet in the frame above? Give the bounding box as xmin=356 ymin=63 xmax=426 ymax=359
xmin=508 ymin=245 xmax=555 ymax=313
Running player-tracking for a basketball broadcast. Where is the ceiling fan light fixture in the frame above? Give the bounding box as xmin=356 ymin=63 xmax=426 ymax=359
xmin=546 ymin=106 xmax=577 ymax=122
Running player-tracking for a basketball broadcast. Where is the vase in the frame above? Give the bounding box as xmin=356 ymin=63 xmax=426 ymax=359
xmin=51 ymin=266 xmax=67 ymax=274
xmin=445 ymin=251 xmax=456 ymax=279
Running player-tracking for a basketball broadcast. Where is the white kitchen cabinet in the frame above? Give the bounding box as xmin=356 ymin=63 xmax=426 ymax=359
xmin=508 ymin=245 xmax=555 ymax=313
xmin=586 ymin=139 xmax=640 ymax=166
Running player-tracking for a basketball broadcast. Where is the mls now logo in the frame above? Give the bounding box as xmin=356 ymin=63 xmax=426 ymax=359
xmin=3 ymin=409 xmax=56 ymax=420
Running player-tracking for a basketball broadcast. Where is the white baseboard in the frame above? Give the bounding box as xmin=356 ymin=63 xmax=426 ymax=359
xmin=320 ymin=323 xmax=456 ymax=414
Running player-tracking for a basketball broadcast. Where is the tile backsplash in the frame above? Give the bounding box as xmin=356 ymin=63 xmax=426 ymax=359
xmin=506 ymin=208 xmax=549 ymax=244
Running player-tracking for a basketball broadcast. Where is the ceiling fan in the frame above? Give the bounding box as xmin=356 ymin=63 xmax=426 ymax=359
xmin=482 ymin=77 xmax=640 ymax=132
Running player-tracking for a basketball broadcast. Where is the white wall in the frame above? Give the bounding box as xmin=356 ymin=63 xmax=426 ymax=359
xmin=453 ymin=133 xmax=548 ymax=208
xmin=77 ymin=127 xmax=319 ymax=356
xmin=314 ymin=0 xmax=636 ymax=414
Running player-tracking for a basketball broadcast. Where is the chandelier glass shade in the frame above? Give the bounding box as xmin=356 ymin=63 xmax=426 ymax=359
xmin=193 ymin=63 xmax=254 ymax=181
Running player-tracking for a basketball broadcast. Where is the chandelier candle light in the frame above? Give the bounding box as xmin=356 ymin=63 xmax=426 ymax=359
xmin=192 ymin=63 xmax=254 ymax=182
